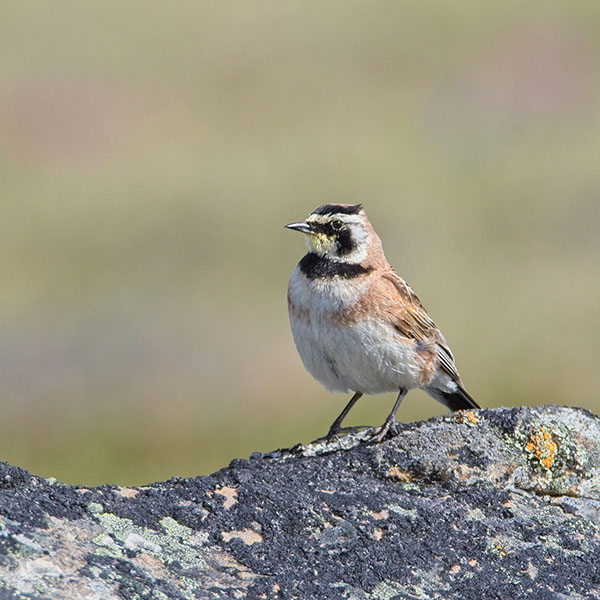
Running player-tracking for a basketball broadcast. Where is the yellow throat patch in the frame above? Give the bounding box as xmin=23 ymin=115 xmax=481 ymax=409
xmin=306 ymin=232 xmax=335 ymax=255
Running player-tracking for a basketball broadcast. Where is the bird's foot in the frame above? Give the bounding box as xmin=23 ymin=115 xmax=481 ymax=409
xmin=369 ymin=419 xmax=400 ymax=443
xmin=322 ymin=425 xmax=365 ymax=444
xmin=324 ymin=425 xmax=349 ymax=444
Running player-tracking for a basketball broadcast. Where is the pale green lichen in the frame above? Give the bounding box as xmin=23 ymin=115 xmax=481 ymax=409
xmin=92 ymin=512 xmax=208 ymax=570
xmin=388 ymin=505 xmax=417 ymax=519
xmin=87 ymin=502 xmax=104 ymax=515
xmin=369 ymin=579 xmax=428 ymax=599
xmin=465 ymin=507 xmax=487 ymax=522
xmin=159 ymin=515 xmax=191 ymax=538
xmin=32 ymin=581 xmax=47 ymax=594
xmin=8 ymin=537 xmax=38 ymax=560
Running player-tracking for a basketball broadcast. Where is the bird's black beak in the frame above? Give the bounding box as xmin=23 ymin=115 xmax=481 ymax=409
xmin=285 ymin=221 xmax=313 ymax=234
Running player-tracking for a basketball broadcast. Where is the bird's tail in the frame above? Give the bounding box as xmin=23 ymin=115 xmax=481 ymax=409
xmin=429 ymin=384 xmax=480 ymax=411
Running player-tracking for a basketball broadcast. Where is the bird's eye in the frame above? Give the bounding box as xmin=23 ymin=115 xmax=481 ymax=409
xmin=332 ymin=219 xmax=343 ymax=230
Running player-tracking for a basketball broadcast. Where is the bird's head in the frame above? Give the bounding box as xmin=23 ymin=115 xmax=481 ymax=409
xmin=285 ymin=204 xmax=374 ymax=263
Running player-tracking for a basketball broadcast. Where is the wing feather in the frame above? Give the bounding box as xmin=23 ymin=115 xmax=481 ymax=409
xmin=380 ymin=271 xmax=461 ymax=382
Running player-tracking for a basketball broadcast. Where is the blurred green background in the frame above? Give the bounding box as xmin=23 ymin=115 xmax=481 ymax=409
xmin=1 ymin=1 xmax=599 ymax=486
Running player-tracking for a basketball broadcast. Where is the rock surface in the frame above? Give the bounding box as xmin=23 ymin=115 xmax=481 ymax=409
xmin=1 ymin=406 xmax=600 ymax=599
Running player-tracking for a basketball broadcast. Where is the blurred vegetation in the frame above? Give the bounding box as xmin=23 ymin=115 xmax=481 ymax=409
xmin=1 ymin=1 xmax=599 ymax=485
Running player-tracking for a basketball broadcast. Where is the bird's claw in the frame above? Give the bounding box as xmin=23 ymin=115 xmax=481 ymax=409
xmin=369 ymin=420 xmax=400 ymax=444
xmin=323 ymin=425 xmax=367 ymax=444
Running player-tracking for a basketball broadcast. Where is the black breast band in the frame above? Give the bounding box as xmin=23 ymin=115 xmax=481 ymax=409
xmin=298 ymin=253 xmax=373 ymax=279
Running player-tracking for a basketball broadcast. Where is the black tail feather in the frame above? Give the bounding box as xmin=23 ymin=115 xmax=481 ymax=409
xmin=436 ymin=384 xmax=480 ymax=411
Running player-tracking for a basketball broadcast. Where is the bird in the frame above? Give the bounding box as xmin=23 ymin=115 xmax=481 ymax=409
xmin=286 ymin=203 xmax=480 ymax=442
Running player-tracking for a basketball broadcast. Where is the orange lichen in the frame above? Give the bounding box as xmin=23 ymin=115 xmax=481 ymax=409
xmin=222 ymin=528 xmax=263 ymax=545
xmin=525 ymin=426 xmax=557 ymax=470
xmin=215 ymin=486 xmax=238 ymax=509
xmin=371 ymin=509 xmax=389 ymax=521
xmin=455 ymin=410 xmax=478 ymax=425
xmin=387 ymin=466 xmax=413 ymax=482
xmin=115 ymin=486 xmax=139 ymax=499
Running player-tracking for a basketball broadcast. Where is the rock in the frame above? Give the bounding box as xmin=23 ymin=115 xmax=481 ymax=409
xmin=1 ymin=405 xmax=600 ymax=599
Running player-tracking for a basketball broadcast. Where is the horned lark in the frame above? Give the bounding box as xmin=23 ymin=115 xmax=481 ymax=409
xmin=286 ymin=204 xmax=480 ymax=442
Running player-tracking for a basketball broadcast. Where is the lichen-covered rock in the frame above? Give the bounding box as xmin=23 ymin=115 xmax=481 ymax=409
xmin=1 ymin=406 xmax=600 ymax=599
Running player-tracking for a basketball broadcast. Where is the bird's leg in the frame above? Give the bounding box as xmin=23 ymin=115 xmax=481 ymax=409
xmin=325 ymin=391 xmax=363 ymax=441
xmin=370 ymin=388 xmax=407 ymax=443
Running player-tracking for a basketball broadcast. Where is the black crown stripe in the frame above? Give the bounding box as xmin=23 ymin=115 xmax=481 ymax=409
xmin=312 ymin=204 xmax=363 ymax=217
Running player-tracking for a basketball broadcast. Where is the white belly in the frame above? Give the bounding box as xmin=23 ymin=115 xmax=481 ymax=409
xmin=290 ymin=315 xmax=422 ymax=394
xmin=288 ymin=269 xmax=424 ymax=394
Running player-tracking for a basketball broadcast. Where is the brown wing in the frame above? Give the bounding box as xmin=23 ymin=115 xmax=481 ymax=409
xmin=380 ymin=271 xmax=461 ymax=383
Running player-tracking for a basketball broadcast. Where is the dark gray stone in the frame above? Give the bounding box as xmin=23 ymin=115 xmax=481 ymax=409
xmin=1 ymin=406 xmax=600 ymax=599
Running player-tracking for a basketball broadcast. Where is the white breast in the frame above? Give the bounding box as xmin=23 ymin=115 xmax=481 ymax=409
xmin=287 ymin=267 xmax=424 ymax=395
